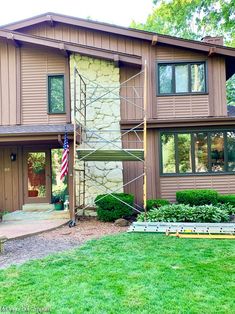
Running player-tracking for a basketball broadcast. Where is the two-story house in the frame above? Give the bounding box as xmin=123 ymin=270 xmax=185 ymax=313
xmin=0 ymin=12 xmax=235 ymax=213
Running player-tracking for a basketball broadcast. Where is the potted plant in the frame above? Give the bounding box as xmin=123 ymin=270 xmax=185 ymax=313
xmin=28 ymin=189 xmax=39 ymax=197
xmin=52 ymin=194 xmax=64 ymax=210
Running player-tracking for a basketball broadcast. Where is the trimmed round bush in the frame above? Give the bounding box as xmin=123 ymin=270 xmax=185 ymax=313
xmin=95 ymin=193 xmax=134 ymax=222
xmin=146 ymin=199 xmax=170 ymax=211
xmin=176 ymin=189 xmax=218 ymax=206
xmin=137 ymin=204 xmax=230 ymax=223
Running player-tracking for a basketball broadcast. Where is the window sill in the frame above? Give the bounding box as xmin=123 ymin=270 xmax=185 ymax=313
xmin=47 ymin=112 xmax=66 ymax=115
xmin=160 ymin=172 xmax=235 ymax=177
xmin=157 ymin=92 xmax=208 ymax=97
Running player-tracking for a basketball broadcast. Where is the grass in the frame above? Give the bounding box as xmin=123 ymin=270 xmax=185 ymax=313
xmin=0 ymin=233 xmax=235 ymax=314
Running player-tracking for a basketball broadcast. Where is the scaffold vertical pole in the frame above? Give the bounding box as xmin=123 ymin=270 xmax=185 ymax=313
xmin=70 ymin=67 xmax=77 ymax=226
xmin=143 ymin=60 xmax=147 ymax=221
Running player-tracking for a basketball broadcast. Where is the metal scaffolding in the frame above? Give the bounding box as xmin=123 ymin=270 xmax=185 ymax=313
xmin=70 ymin=61 xmax=148 ymax=225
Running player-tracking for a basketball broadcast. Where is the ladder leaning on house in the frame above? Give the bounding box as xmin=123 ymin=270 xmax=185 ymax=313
xmin=69 ymin=61 xmax=148 ymax=226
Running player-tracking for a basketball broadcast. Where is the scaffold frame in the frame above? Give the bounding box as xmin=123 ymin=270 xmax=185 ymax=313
xmin=69 ymin=61 xmax=148 ymax=225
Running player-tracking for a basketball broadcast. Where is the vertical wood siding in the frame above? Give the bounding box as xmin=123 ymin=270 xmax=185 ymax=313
xmin=208 ymin=55 xmax=227 ymax=116
xmin=0 ymin=41 xmax=18 ymax=126
xmin=20 ymin=23 xmax=143 ymax=56
xmin=120 ymin=66 xmax=143 ymax=121
xmin=160 ymin=175 xmax=235 ymax=202
xmin=0 ymin=146 xmax=23 ymax=212
xmin=122 ymin=130 xmax=158 ymax=205
xmin=21 ymin=46 xmax=68 ymax=125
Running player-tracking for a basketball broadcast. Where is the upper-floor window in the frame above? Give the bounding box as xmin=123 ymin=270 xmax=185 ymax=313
xmin=157 ymin=62 xmax=206 ymax=95
xmin=48 ymin=75 xmax=65 ymax=114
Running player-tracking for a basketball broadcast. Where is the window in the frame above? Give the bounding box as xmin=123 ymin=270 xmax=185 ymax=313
xmin=195 ymin=133 xmax=208 ymax=172
xmin=227 ymin=132 xmax=235 ymax=171
xmin=178 ymin=133 xmax=192 ymax=173
xmin=211 ymin=132 xmax=224 ymax=172
xmin=48 ymin=75 xmax=65 ymax=113
xmin=158 ymin=62 xmax=206 ymax=95
xmin=161 ymin=134 xmax=176 ymax=173
xmin=161 ymin=130 xmax=235 ymax=175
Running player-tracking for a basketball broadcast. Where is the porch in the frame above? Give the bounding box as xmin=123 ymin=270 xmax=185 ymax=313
xmin=0 ymin=124 xmax=74 ymax=213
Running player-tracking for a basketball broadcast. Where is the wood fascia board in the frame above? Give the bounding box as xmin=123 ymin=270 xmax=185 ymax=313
xmin=0 ymin=135 xmax=74 ymax=143
xmin=4 ymin=13 xmax=153 ymax=41
xmin=120 ymin=118 xmax=235 ymax=129
xmin=157 ymin=36 xmax=235 ymax=57
xmin=0 ymin=30 xmax=142 ymax=65
xmin=3 ymin=14 xmax=52 ymax=31
xmin=67 ymin=44 xmax=142 ymax=65
xmin=0 ymin=135 xmax=60 ymax=142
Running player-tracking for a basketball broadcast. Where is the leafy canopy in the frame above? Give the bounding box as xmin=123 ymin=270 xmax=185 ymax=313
xmin=131 ymin=0 xmax=235 ymax=46
xmin=131 ymin=0 xmax=235 ymax=105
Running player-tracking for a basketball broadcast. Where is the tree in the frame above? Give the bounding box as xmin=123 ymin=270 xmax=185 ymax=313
xmin=131 ymin=0 xmax=235 ymax=105
xmin=131 ymin=0 xmax=235 ymax=46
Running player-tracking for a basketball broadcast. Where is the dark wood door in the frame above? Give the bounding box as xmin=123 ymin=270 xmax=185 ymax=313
xmin=23 ymin=148 xmax=51 ymax=204
xmin=0 ymin=146 xmax=21 ymax=212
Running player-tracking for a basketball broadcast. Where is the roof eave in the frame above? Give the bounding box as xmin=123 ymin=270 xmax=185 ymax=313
xmin=2 ymin=12 xmax=235 ymax=58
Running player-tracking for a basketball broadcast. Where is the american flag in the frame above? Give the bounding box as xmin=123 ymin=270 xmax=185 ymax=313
xmin=60 ymin=132 xmax=69 ymax=180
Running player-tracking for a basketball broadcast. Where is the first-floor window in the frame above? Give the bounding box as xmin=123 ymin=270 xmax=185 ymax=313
xmin=162 ymin=134 xmax=176 ymax=173
xmin=161 ymin=130 xmax=235 ymax=175
xmin=178 ymin=133 xmax=192 ymax=173
xmin=48 ymin=75 xmax=65 ymax=114
xmin=227 ymin=131 xmax=235 ymax=171
xmin=195 ymin=133 xmax=208 ymax=172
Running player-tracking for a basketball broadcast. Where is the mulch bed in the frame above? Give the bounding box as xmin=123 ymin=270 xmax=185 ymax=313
xmin=0 ymin=218 xmax=128 ymax=269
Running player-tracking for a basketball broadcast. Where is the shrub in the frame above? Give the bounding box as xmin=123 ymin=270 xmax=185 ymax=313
xmin=218 ymin=194 xmax=235 ymax=215
xmin=176 ymin=189 xmax=218 ymax=206
xmin=146 ymin=199 xmax=170 ymax=211
xmin=137 ymin=204 xmax=230 ymax=223
xmin=95 ymin=193 xmax=134 ymax=222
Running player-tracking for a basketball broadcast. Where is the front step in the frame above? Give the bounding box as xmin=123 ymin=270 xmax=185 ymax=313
xmin=22 ymin=203 xmax=55 ymax=212
xmin=2 ymin=210 xmax=70 ymax=221
xmin=76 ymin=208 xmax=97 ymax=217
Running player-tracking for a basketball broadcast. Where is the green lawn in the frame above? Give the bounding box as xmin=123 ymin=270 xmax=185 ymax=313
xmin=0 ymin=233 xmax=235 ymax=314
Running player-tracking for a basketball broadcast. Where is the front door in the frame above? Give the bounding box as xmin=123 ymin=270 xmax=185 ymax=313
xmin=24 ymin=148 xmax=51 ymax=204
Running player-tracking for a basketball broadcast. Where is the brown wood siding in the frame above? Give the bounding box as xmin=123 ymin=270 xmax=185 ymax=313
xmin=120 ymin=66 xmax=143 ymax=121
xmin=156 ymin=95 xmax=209 ymax=119
xmin=208 ymin=55 xmax=227 ymax=116
xmin=155 ymin=46 xmax=207 ymax=61
xmin=122 ymin=130 xmax=158 ymax=205
xmin=0 ymin=41 xmax=18 ymax=126
xmin=120 ymin=41 xmax=153 ymax=121
xmin=0 ymin=146 xmax=23 ymax=212
xmin=21 ymin=46 xmax=68 ymax=125
xmin=20 ymin=23 xmax=143 ymax=57
xmin=160 ymin=175 xmax=235 ymax=202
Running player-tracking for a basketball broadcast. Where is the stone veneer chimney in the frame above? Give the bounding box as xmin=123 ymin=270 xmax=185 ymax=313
xmin=201 ymin=36 xmax=224 ymax=46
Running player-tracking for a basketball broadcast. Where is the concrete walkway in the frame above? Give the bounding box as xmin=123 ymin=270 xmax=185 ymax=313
xmin=0 ymin=219 xmax=69 ymax=239
xmin=0 ymin=210 xmax=70 ymax=239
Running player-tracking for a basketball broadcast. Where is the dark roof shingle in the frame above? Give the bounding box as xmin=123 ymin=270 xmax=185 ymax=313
xmin=0 ymin=124 xmax=74 ymax=136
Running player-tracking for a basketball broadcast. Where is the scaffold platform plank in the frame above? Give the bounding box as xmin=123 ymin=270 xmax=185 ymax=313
xmin=76 ymin=149 xmax=144 ymax=161
xmin=128 ymin=222 xmax=235 ymax=234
